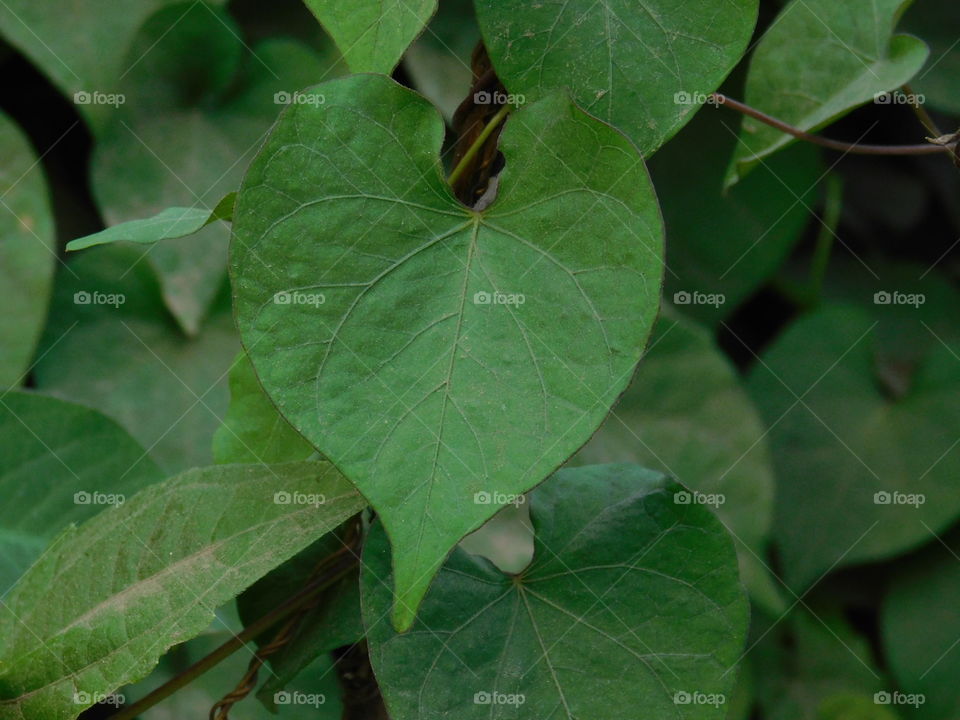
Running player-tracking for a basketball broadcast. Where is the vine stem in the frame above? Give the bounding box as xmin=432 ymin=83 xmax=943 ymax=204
xmin=447 ymin=103 xmax=512 ymax=188
xmin=901 ymin=83 xmax=942 ymax=137
xmin=711 ymin=93 xmax=954 ymax=156
xmin=107 ymin=551 xmax=358 ymax=720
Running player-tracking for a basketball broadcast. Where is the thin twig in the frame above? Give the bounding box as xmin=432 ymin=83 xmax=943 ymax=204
xmin=902 ymin=83 xmax=942 ymax=137
xmin=712 ymin=93 xmax=953 ymax=156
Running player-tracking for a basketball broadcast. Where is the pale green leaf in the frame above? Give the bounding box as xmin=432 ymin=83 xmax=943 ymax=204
xmin=727 ymin=0 xmax=928 ymax=185
xmin=0 ymin=113 xmax=55 ymax=388
xmin=363 ymin=464 xmax=749 ymax=720
xmin=0 ymin=392 xmax=163 ymax=593
xmin=303 ymin=0 xmax=436 ymax=73
xmin=474 ymin=0 xmax=758 ymax=155
xmin=0 ymin=461 xmax=364 ymax=720
xmin=231 ymin=74 xmax=664 ymax=629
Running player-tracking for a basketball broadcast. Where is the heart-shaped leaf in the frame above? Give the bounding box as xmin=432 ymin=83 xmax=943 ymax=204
xmin=747 ymin=303 xmax=960 ymax=590
xmin=727 ymin=0 xmax=928 ymax=185
xmin=230 ymin=74 xmax=664 ymax=629
xmin=0 ymin=461 xmax=364 ymax=720
xmin=0 ymin=392 xmax=163 ymax=593
xmin=0 ymin=113 xmax=55 ymax=388
xmin=362 ymin=463 xmax=749 ymax=720
xmin=302 ymin=0 xmax=437 ymax=74
xmin=474 ymin=0 xmax=758 ymax=155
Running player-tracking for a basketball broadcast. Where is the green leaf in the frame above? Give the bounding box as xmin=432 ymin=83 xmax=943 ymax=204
xmin=362 ymin=463 xmax=749 ymax=720
xmin=35 ymin=245 xmax=238 ymax=472
xmin=66 ymin=194 xmax=235 ymax=252
xmin=882 ymin=530 xmax=960 ymax=720
xmin=302 ymin=0 xmax=436 ymax=73
xmin=0 ymin=461 xmax=364 ymax=720
xmin=747 ymin=303 xmax=960 ymax=590
xmin=213 ymin=352 xmax=314 ymax=465
xmin=0 ymin=392 xmax=163 ymax=593
xmin=727 ymin=0 xmax=928 ymax=185
xmin=92 ymin=4 xmax=342 ymax=335
xmin=0 ymin=113 xmax=55 ymax=388
xmin=237 ymin=531 xmax=361 ymax=711
xmin=569 ymin=311 xmax=775 ymax=601
xmin=649 ymin=95 xmax=822 ymax=324
xmin=474 ymin=0 xmax=758 ymax=155
xmin=231 ymin=74 xmax=664 ymax=630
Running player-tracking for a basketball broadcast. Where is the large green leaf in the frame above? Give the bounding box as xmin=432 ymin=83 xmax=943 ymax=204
xmin=727 ymin=0 xmax=928 ymax=185
xmin=650 ymin=96 xmax=822 ymax=324
xmin=362 ymin=464 xmax=749 ymax=720
xmin=569 ymin=312 xmax=775 ymax=602
xmin=0 ymin=461 xmax=364 ymax=720
xmin=92 ymin=4 xmax=342 ymax=334
xmin=302 ymin=0 xmax=436 ymax=73
xmin=231 ymin=74 xmax=664 ymax=630
xmin=474 ymin=0 xmax=758 ymax=155
xmin=747 ymin=303 xmax=960 ymax=590
xmin=0 ymin=113 xmax=55 ymax=388
xmin=213 ymin=352 xmax=314 ymax=465
xmin=882 ymin=531 xmax=960 ymax=720
xmin=34 ymin=245 xmax=238 ymax=472
xmin=0 ymin=392 xmax=163 ymax=593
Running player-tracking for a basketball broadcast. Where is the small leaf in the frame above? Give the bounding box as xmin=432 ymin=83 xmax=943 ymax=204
xmin=747 ymin=303 xmax=960 ymax=590
xmin=474 ymin=0 xmax=758 ymax=155
xmin=213 ymin=352 xmax=314 ymax=464
xmin=302 ymin=0 xmax=437 ymax=73
xmin=0 ymin=461 xmax=365 ymax=720
xmin=727 ymin=0 xmax=928 ymax=185
xmin=231 ymin=74 xmax=664 ymax=629
xmin=66 ymin=194 xmax=235 ymax=252
xmin=362 ymin=463 xmax=749 ymax=720
xmin=0 ymin=113 xmax=55 ymax=388
xmin=0 ymin=392 xmax=163 ymax=593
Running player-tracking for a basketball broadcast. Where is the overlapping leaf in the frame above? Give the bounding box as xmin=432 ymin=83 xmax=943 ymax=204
xmin=0 ymin=462 xmax=364 ymax=720
xmin=727 ymin=0 xmax=928 ymax=184
xmin=0 ymin=114 xmax=55 ymax=388
xmin=231 ymin=74 xmax=664 ymax=629
xmin=474 ymin=0 xmax=759 ymax=155
xmin=362 ymin=464 xmax=749 ymax=720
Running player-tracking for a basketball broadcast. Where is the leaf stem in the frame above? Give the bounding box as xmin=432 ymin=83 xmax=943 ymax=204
xmin=901 ymin=83 xmax=942 ymax=137
xmin=447 ymin=104 xmax=512 ymax=189
xmin=107 ymin=551 xmax=358 ymax=720
xmin=712 ymin=93 xmax=954 ymax=156
xmin=809 ymin=173 xmax=843 ymax=302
